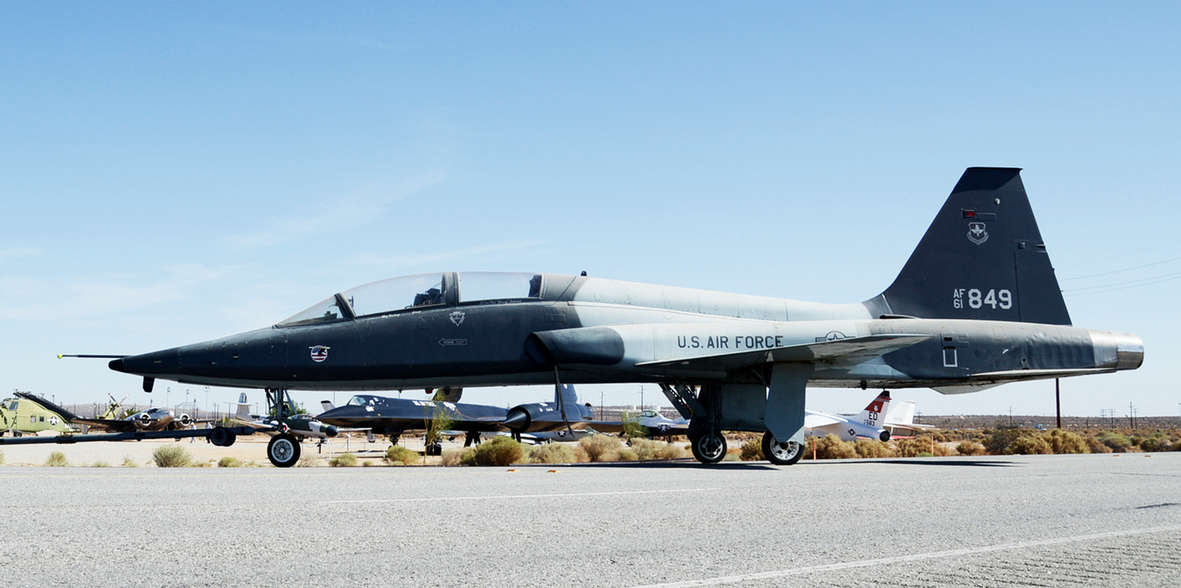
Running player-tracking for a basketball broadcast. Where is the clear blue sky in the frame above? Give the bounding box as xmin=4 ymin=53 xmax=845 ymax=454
xmin=2 ymin=2 xmax=1178 ymax=419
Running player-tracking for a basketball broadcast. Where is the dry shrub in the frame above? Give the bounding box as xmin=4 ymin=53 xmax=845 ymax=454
xmin=92 ymin=461 xmax=111 ymax=468
xmin=0 ymin=450 xmax=5 ymax=466
xmin=121 ymin=455 xmax=139 ymax=468
xmin=984 ymin=429 xmax=1023 ymax=455
xmin=814 ymin=434 xmax=857 ymax=459
xmin=218 ymin=456 xmax=243 ymax=468
xmin=580 ymin=435 xmax=622 ymax=462
xmin=1007 ymin=434 xmax=1051 ymax=455
xmin=740 ymin=438 xmax=764 ymax=461
xmin=854 ymin=439 xmax=894 ymax=458
xmin=629 ymin=438 xmax=686 ymax=460
xmin=384 ymin=445 xmax=418 ymax=465
xmin=441 ymin=449 xmax=465 ymax=466
xmin=1049 ymin=430 xmax=1090 ymax=454
xmin=1137 ymin=435 xmax=1175 ymax=453
xmin=472 ymin=436 xmax=525 ymax=466
xmin=529 ymin=443 xmax=579 ymax=464
xmin=1085 ymin=435 xmax=1112 ymax=453
xmin=45 ymin=451 xmax=70 ymax=467
xmin=1098 ymin=433 xmax=1131 ymax=453
xmin=894 ymin=436 xmax=951 ymax=457
xmin=296 ymin=455 xmax=319 ymax=467
xmin=329 ymin=452 xmax=358 ymax=467
xmin=152 ymin=445 xmax=191 ymax=467
xmin=956 ymin=440 xmax=987 ymax=456
xmin=618 ymin=448 xmax=639 ymax=461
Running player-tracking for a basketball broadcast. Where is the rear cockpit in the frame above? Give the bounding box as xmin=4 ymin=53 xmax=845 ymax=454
xmin=277 ymin=272 xmax=544 ymax=327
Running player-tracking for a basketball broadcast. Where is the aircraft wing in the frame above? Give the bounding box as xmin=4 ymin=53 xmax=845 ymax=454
xmin=634 ymin=334 xmax=930 ymax=372
xmin=803 ymin=414 xmax=843 ymax=428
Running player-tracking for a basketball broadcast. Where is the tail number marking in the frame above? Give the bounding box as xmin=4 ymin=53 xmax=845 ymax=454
xmin=953 ymin=288 xmax=1012 ymax=310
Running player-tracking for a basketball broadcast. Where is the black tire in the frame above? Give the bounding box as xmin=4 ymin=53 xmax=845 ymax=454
xmin=690 ymin=432 xmax=727 ymax=464
xmin=267 ymin=433 xmax=301 ymax=468
xmin=762 ymin=431 xmax=803 ymax=466
xmin=209 ymin=426 xmax=232 ymax=447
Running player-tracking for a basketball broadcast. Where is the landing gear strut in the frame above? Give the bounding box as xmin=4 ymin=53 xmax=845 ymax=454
xmin=761 ymin=431 xmax=803 ymax=466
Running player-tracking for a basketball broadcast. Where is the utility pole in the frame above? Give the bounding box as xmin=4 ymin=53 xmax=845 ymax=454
xmin=1055 ymin=378 xmax=1062 ymax=430
xmin=600 ymin=391 xmax=604 ymax=420
xmin=1128 ymin=402 xmax=1134 ymax=429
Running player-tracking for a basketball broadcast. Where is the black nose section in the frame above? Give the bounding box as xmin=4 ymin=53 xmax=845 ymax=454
xmin=109 ymin=358 xmax=125 ymax=372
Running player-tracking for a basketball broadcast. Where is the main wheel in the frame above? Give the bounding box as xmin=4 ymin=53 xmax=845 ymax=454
xmin=209 ymin=426 xmax=237 ymax=447
xmin=762 ymin=431 xmax=804 ymax=466
xmin=267 ymin=433 xmax=301 ymax=468
xmin=690 ymin=432 xmax=727 ymax=464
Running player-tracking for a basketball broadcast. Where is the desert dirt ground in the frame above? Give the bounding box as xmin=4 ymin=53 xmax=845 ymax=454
xmin=0 ymin=431 xmax=436 ymax=466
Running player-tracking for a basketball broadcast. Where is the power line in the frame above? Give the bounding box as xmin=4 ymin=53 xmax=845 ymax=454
xmin=1060 ymin=255 xmax=1181 ymax=281
xmin=1063 ymin=270 xmax=1181 ymax=296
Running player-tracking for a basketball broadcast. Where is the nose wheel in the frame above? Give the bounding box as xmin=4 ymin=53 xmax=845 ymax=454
xmin=267 ymin=433 xmax=301 ymax=468
xmin=690 ymin=431 xmax=727 ymax=464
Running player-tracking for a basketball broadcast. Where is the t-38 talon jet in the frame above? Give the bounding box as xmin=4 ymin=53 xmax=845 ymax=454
xmin=106 ymin=168 xmax=1143 ymax=466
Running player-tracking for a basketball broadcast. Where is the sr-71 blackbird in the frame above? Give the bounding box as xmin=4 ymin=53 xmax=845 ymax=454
xmin=103 ymin=168 xmax=1143 ymax=466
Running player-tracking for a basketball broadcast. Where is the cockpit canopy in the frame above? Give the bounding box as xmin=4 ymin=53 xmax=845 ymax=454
xmin=278 ymin=272 xmax=544 ymax=327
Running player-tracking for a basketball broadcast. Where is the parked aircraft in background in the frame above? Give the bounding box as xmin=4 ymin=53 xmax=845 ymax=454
xmin=1 ymin=392 xmax=79 ymax=436
xmin=805 ymin=391 xmax=892 ymax=442
xmin=883 ymin=399 xmax=936 ymax=437
xmin=590 ymin=409 xmax=690 ymax=439
xmin=98 ymin=168 xmax=1144 ymax=466
xmin=318 ymin=384 xmax=595 ymax=449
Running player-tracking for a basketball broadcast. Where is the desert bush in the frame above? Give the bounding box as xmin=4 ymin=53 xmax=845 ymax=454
xmin=956 ymin=440 xmax=987 ymax=456
xmin=472 ymin=436 xmax=525 ymax=466
xmin=91 ymin=461 xmax=111 ymax=468
xmin=618 ymin=448 xmax=639 ymax=461
xmin=740 ymin=438 xmax=764 ymax=461
xmin=459 ymin=447 xmax=479 ymax=465
xmin=441 ymin=449 xmax=465 ymax=466
xmin=218 ymin=456 xmax=244 ymax=468
xmin=722 ymin=451 xmax=740 ymax=461
xmin=330 ymin=452 xmax=358 ymax=467
xmin=121 ymin=455 xmax=139 ymax=467
xmin=657 ymin=443 xmax=688 ymax=460
xmin=580 ymin=435 xmax=623 ymax=462
xmin=296 ymin=455 xmax=319 ymax=467
xmin=45 ymin=451 xmax=70 ymax=467
xmin=1084 ymin=436 xmax=1112 ymax=453
xmin=1007 ymin=434 xmax=1051 ymax=455
xmin=814 ymin=435 xmax=857 ymax=459
xmin=1138 ymin=435 xmax=1175 ymax=453
xmin=384 ymin=445 xmax=418 ymax=465
xmin=627 ymin=438 xmax=686 ymax=460
xmin=529 ymin=443 xmax=579 ymax=464
xmin=152 ymin=445 xmax=192 ymax=468
xmin=984 ymin=428 xmax=1024 ymax=455
xmin=854 ymin=439 xmax=894 ymax=458
xmin=1048 ymin=430 xmax=1090 ymax=454
xmin=0 ymin=450 xmax=5 ymax=466
xmin=1098 ymin=433 xmax=1131 ymax=453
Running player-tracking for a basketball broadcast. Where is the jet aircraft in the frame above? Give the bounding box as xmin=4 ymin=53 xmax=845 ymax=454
xmin=882 ymin=399 xmax=936 ymax=437
xmin=804 ymin=391 xmax=892 ymax=442
xmin=317 ymin=384 xmax=595 ymax=449
xmin=102 ymin=168 xmax=1144 ymax=466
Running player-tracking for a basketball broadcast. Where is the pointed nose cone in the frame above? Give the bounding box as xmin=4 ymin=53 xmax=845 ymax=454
xmin=503 ymin=408 xmax=529 ymax=431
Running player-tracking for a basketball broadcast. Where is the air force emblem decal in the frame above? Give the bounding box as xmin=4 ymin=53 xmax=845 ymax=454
xmin=449 ymin=310 xmax=466 ymax=326
xmin=309 ymin=345 xmax=330 ymax=363
xmin=967 ymin=222 xmax=989 ymax=245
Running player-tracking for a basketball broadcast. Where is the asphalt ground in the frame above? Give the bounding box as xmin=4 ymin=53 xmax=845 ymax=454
xmin=2 ymin=453 xmax=1179 ymax=587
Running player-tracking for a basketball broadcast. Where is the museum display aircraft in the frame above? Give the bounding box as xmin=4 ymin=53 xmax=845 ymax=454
xmin=804 ymin=391 xmax=892 ymax=442
xmin=0 ymin=392 xmax=79 ymax=436
xmin=98 ymin=168 xmax=1143 ymax=466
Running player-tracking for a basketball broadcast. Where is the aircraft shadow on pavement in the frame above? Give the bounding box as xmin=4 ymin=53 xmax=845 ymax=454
xmin=832 ymin=459 xmax=1020 ymax=468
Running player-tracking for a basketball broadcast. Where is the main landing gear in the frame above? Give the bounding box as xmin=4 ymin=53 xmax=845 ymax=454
xmin=268 ymin=433 xmax=301 ymax=468
xmin=761 ymin=431 xmax=804 ymax=466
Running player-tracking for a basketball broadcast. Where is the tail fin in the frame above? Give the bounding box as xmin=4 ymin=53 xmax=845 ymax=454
xmin=320 ymin=400 xmax=335 ymax=412
xmin=231 ymin=393 xmax=251 ymax=419
xmin=871 ymin=168 xmax=1070 ymax=325
xmin=555 ymin=384 xmax=578 ymax=406
xmin=884 ymin=399 xmax=917 ymax=426
xmin=856 ymin=391 xmax=890 ymax=427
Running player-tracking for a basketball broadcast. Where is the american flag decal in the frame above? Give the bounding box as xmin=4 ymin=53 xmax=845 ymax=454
xmin=309 ymin=345 xmax=330 ymax=363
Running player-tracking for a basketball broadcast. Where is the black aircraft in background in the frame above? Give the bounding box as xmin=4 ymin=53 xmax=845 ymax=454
xmin=317 ymin=384 xmax=596 ymax=448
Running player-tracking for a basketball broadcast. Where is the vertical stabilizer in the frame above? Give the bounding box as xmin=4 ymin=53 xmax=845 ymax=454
xmin=872 ymin=168 xmax=1071 ymax=325
xmin=855 ymin=391 xmax=890 ymax=427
